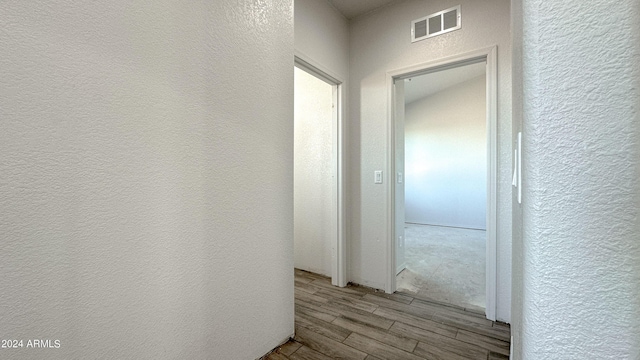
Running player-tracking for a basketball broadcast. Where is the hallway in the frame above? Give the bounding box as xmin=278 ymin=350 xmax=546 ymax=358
xmin=264 ymin=269 xmax=509 ymax=359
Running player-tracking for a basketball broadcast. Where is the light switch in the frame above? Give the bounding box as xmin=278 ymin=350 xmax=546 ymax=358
xmin=374 ymin=171 xmax=383 ymax=184
xmin=518 ymin=132 xmax=522 ymax=204
xmin=397 ymin=172 xmax=403 ymax=184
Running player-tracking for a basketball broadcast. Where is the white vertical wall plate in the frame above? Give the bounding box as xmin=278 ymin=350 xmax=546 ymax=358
xmin=374 ymin=170 xmax=383 ymax=184
xmin=512 ymin=149 xmax=518 ymax=187
xmin=411 ymin=5 xmax=461 ymax=43
xmin=517 ymin=132 xmax=522 ymax=204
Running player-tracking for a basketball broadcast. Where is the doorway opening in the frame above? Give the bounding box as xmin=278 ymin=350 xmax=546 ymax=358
xmin=398 ymin=61 xmax=487 ymax=312
xmin=293 ymin=57 xmax=346 ymax=287
xmin=387 ymin=47 xmax=498 ymax=320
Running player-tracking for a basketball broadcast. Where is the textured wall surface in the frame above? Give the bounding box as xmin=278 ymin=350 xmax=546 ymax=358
xmin=294 ymin=67 xmax=335 ymax=277
xmin=294 ymin=0 xmax=349 ymax=80
xmin=405 ymin=75 xmax=487 ymax=230
xmin=509 ymin=0 xmax=524 ymax=357
xmin=520 ymin=0 xmax=640 ymax=358
xmin=0 ymin=1 xmax=294 ymax=359
xmin=349 ymin=0 xmax=512 ymax=321
xmin=294 ymin=0 xmax=349 ymax=283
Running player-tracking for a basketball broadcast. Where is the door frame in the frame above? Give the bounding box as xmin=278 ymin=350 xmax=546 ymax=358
xmin=385 ymin=46 xmax=498 ymax=320
xmin=294 ymin=52 xmax=347 ymax=287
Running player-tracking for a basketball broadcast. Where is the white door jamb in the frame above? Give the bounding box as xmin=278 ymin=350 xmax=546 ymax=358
xmin=294 ymin=52 xmax=347 ymax=288
xmin=385 ymin=46 xmax=498 ymax=320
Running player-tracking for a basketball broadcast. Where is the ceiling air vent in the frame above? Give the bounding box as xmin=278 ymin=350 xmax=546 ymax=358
xmin=411 ymin=5 xmax=461 ymax=43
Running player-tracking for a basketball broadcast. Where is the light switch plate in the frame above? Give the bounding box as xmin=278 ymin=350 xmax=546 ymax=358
xmin=513 ymin=132 xmax=523 ymax=204
xmin=374 ymin=171 xmax=383 ymax=184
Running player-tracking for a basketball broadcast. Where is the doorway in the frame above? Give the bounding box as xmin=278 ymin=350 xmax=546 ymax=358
xmin=387 ymin=47 xmax=498 ymax=320
xmin=397 ymin=61 xmax=487 ymax=312
xmin=293 ymin=57 xmax=346 ymax=287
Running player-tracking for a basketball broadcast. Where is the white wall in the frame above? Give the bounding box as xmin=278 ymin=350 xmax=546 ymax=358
xmin=294 ymin=0 xmax=349 ymax=281
xmin=0 ymin=2 xmax=294 ymax=359
xmin=510 ymin=0 xmax=525 ymax=356
xmin=405 ymin=75 xmax=486 ymax=230
xmin=513 ymin=0 xmax=640 ymax=358
xmin=294 ymin=67 xmax=335 ymax=277
xmin=295 ymin=0 xmax=349 ymax=81
xmin=349 ymin=0 xmax=512 ymax=321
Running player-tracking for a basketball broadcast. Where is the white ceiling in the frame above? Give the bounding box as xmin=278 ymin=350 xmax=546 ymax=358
xmin=327 ymin=0 xmax=400 ymax=19
xmin=404 ymin=62 xmax=486 ymax=104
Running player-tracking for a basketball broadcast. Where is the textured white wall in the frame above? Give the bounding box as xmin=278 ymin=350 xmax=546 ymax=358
xmin=0 ymin=1 xmax=294 ymax=359
xmin=295 ymin=0 xmax=349 ymax=80
xmin=294 ymin=0 xmax=349 ymax=281
xmin=405 ymin=75 xmax=486 ymax=230
xmin=518 ymin=0 xmax=640 ymax=358
xmin=294 ymin=67 xmax=335 ymax=277
xmin=349 ymin=0 xmax=512 ymax=321
xmin=510 ymin=0 xmax=524 ymax=357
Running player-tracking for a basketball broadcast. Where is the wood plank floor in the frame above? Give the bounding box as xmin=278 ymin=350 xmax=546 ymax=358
xmin=262 ymin=269 xmax=510 ymax=360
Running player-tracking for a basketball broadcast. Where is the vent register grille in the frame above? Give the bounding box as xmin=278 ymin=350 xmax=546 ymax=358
xmin=412 ymin=5 xmax=461 ymax=42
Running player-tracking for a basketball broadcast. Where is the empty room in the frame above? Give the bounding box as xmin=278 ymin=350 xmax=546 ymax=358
xmin=397 ymin=61 xmax=488 ymax=312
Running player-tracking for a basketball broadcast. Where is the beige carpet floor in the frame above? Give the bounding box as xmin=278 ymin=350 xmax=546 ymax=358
xmin=396 ymin=223 xmax=486 ymax=312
